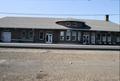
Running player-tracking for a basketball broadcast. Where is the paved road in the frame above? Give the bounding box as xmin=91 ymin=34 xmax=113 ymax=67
xmin=0 ymin=43 xmax=120 ymax=50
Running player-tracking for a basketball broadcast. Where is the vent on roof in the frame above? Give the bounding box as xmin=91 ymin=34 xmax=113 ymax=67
xmin=105 ymin=15 xmax=109 ymax=22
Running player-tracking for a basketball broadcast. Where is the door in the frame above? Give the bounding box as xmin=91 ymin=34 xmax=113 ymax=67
xmin=46 ymin=33 xmax=53 ymax=43
xmin=83 ymin=32 xmax=90 ymax=44
xmin=2 ymin=32 xmax=11 ymax=42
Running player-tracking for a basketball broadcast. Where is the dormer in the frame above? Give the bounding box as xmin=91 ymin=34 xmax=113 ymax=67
xmin=56 ymin=21 xmax=90 ymax=29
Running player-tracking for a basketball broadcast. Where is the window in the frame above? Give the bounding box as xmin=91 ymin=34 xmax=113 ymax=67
xmin=72 ymin=22 xmax=78 ymax=27
xmin=22 ymin=31 xmax=26 ymax=39
xmin=39 ymin=32 xmax=44 ymax=40
xmin=72 ymin=31 xmax=76 ymax=41
xmin=65 ymin=22 xmax=71 ymax=27
xmin=66 ymin=30 xmax=71 ymax=41
xmin=60 ymin=31 xmax=64 ymax=41
xmin=107 ymin=34 xmax=111 ymax=42
xmin=97 ymin=34 xmax=101 ymax=40
xmin=78 ymin=23 xmax=84 ymax=27
xmin=116 ymin=35 xmax=120 ymax=42
xmin=28 ymin=31 xmax=33 ymax=39
xmin=102 ymin=33 xmax=106 ymax=41
xmin=66 ymin=36 xmax=70 ymax=40
xmin=91 ymin=32 xmax=95 ymax=38
xmin=78 ymin=32 xmax=81 ymax=41
xmin=21 ymin=30 xmax=33 ymax=39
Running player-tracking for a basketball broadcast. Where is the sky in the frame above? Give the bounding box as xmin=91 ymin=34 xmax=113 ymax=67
xmin=0 ymin=0 xmax=119 ymax=24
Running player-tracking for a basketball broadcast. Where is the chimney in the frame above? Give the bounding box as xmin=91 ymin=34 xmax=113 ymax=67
xmin=105 ymin=15 xmax=109 ymax=21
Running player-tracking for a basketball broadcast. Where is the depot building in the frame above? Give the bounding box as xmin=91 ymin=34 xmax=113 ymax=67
xmin=0 ymin=15 xmax=120 ymax=45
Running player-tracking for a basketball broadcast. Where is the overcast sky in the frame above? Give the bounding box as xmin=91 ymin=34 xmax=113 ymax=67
xmin=0 ymin=0 xmax=119 ymax=24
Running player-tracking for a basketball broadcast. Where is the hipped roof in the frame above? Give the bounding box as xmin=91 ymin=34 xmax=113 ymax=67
xmin=0 ymin=17 xmax=119 ymax=32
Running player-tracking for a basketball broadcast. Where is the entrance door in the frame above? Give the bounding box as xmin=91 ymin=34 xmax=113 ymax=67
xmin=2 ymin=32 xmax=11 ymax=42
xmin=46 ymin=33 xmax=53 ymax=43
xmin=83 ymin=32 xmax=90 ymax=45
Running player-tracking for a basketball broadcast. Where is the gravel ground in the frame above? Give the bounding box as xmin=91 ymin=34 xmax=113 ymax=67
xmin=0 ymin=48 xmax=119 ymax=81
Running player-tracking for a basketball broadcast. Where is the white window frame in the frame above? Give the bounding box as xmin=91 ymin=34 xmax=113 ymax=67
xmin=60 ymin=31 xmax=65 ymax=41
xmin=107 ymin=33 xmax=111 ymax=42
xmin=102 ymin=33 xmax=106 ymax=42
xmin=91 ymin=32 xmax=96 ymax=44
xmin=66 ymin=30 xmax=71 ymax=41
xmin=78 ymin=32 xmax=81 ymax=41
xmin=116 ymin=36 xmax=120 ymax=42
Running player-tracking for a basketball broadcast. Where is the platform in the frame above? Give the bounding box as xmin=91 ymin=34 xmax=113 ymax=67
xmin=0 ymin=43 xmax=120 ymax=51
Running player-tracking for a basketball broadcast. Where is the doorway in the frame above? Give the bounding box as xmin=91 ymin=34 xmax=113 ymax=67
xmin=83 ymin=32 xmax=90 ymax=44
xmin=45 ymin=33 xmax=53 ymax=44
xmin=1 ymin=32 xmax=11 ymax=42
